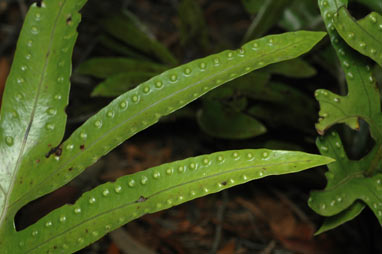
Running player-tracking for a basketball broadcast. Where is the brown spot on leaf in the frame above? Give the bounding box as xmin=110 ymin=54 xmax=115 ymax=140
xmin=80 ymin=145 xmax=85 ymax=150
xmin=136 ymin=196 xmax=148 ymax=203
xmin=45 ymin=145 xmax=62 ymax=158
xmin=66 ymin=15 xmax=72 ymax=25
xmin=221 ymin=181 xmax=227 ymax=186
xmin=55 ymin=147 xmax=62 ymax=156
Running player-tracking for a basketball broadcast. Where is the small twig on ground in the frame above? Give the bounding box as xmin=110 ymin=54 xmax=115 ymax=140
xmin=209 ymin=190 xmax=229 ymax=254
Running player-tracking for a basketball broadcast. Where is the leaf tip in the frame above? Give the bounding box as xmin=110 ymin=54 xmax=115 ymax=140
xmin=324 ymin=156 xmax=336 ymax=164
xmin=308 ymin=30 xmax=327 ymax=43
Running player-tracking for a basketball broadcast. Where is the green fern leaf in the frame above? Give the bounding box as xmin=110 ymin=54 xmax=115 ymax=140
xmin=0 ymin=0 xmax=86 ymax=231
xmin=315 ymin=0 xmax=381 ymax=138
xmin=11 ymin=149 xmax=333 ymax=254
xmin=314 ymin=201 xmax=365 ymax=235
xmin=333 ymin=8 xmax=382 ymax=67
xmin=8 ymin=31 xmax=327 ymax=213
xmin=310 ymin=0 xmax=382 ymax=232
xmin=309 ymin=132 xmax=382 ymax=225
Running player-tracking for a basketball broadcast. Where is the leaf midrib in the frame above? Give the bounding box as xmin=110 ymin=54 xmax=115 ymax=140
xmin=25 ymin=158 xmax=315 ymax=252
xmin=338 ymin=8 xmax=381 ymax=50
xmin=11 ymin=35 xmax=317 ymax=209
xmin=321 ymin=137 xmax=365 ymax=192
xmin=0 ymin=1 xmax=67 ymax=229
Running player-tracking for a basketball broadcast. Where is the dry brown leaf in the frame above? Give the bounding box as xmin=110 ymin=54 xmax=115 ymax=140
xmin=253 ymin=194 xmax=331 ymax=253
xmin=177 ymin=220 xmax=191 ymax=232
xmin=190 ymin=225 xmax=208 ymax=236
xmin=254 ymin=195 xmax=297 ymax=239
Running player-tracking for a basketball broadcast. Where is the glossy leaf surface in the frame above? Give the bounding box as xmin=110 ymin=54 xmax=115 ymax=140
xmin=9 ymin=149 xmax=333 ymax=254
xmin=309 ymin=132 xmax=382 ymax=223
xmin=333 ymin=8 xmax=382 ymax=67
xmin=0 ymin=0 xmax=86 ymax=231
xmin=315 ymin=0 xmax=381 ymax=139
xmin=310 ymin=0 xmax=382 ymax=232
xmin=7 ymin=31 xmax=326 ymax=214
xmin=0 ymin=1 xmax=332 ymax=252
xmin=315 ymin=201 xmax=365 ymax=235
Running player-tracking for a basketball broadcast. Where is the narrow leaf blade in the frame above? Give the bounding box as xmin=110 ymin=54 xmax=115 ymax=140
xmin=0 ymin=0 xmax=85 ymax=230
xmin=308 ymin=132 xmax=382 ymax=224
xmin=13 ymin=149 xmax=333 ymax=254
xmin=10 ymin=31 xmax=326 ymax=213
xmin=333 ymin=8 xmax=382 ymax=67
xmin=310 ymin=0 xmax=382 ymax=231
xmin=315 ymin=201 xmax=365 ymax=235
xmin=316 ymin=0 xmax=381 ymax=140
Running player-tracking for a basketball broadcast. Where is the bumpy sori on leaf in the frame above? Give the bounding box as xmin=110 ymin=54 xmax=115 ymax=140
xmin=12 ymin=149 xmax=333 ymax=254
xmin=0 ymin=0 xmax=330 ymax=253
xmin=309 ymin=0 xmax=382 ymax=233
